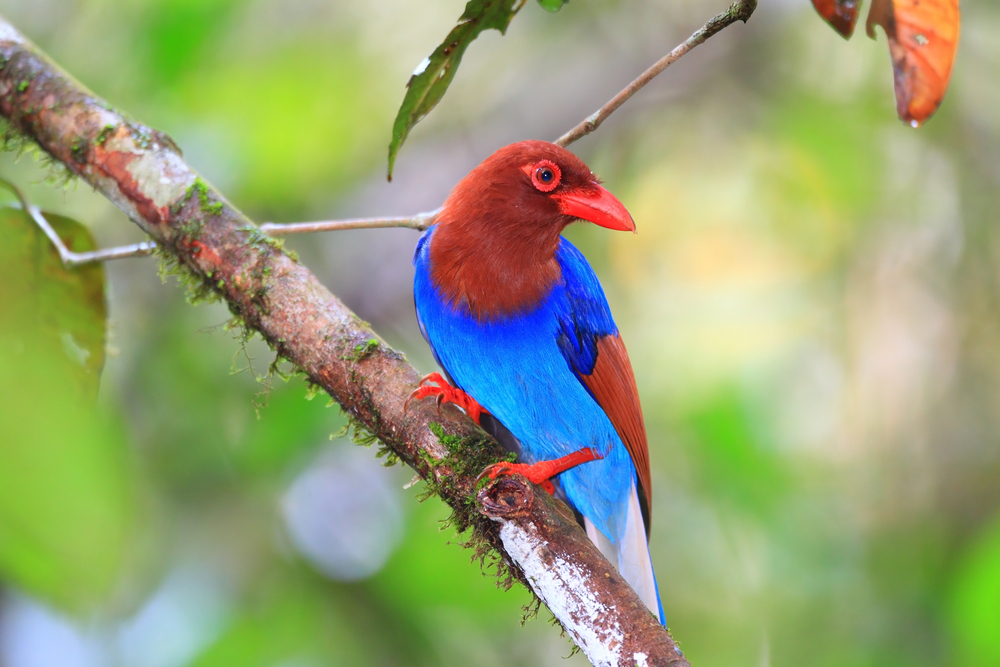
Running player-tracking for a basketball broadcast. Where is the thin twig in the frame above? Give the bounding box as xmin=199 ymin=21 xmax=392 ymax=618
xmin=5 ymin=182 xmax=439 ymax=267
xmin=0 ymin=178 xmax=154 ymax=266
xmin=258 ymin=207 xmax=439 ymax=236
xmin=554 ymin=0 xmax=756 ymax=147
xmin=52 ymin=239 xmax=155 ymax=265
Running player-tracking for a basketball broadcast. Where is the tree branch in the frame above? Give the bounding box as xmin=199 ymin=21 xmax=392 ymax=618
xmin=0 ymin=17 xmax=690 ymax=667
xmin=555 ymin=0 xmax=757 ymax=147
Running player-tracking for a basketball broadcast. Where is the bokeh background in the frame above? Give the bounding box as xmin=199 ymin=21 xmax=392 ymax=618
xmin=1 ymin=0 xmax=999 ymax=665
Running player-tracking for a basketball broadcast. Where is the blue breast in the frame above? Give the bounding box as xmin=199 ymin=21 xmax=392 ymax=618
xmin=413 ymin=227 xmax=636 ymax=543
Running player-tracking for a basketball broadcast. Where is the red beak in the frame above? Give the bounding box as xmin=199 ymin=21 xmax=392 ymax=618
xmin=552 ymin=182 xmax=635 ymax=233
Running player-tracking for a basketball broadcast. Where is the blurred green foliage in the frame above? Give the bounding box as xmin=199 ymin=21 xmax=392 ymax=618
xmin=949 ymin=516 xmax=1000 ymax=667
xmin=139 ymin=0 xmax=243 ymax=84
xmin=0 ymin=344 xmax=132 ymax=613
xmin=0 ymin=206 xmax=130 ymax=612
xmin=0 ymin=0 xmax=998 ymax=666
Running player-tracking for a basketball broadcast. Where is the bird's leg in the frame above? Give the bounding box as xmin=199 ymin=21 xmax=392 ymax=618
xmin=404 ymin=372 xmax=487 ymax=426
xmin=478 ymin=447 xmax=604 ymax=495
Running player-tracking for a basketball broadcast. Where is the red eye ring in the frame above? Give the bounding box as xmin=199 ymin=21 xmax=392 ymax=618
xmin=531 ymin=160 xmax=561 ymax=192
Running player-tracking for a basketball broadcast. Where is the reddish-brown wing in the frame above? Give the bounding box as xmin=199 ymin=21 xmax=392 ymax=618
xmin=579 ymin=334 xmax=652 ymax=533
xmin=811 ymin=0 xmax=861 ymax=38
xmin=867 ymin=0 xmax=961 ymax=126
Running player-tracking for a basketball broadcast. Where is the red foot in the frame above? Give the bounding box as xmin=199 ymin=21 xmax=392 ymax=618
xmin=477 ymin=447 xmax=604 ymax=495
xmin=404 ymin=372 xmax=487 ymax=426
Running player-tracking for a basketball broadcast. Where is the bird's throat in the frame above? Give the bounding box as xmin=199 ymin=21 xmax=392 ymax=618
xmin=428 ymin=222 xmax=563 ymax=323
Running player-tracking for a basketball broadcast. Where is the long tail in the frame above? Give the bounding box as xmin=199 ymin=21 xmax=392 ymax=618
xmin=584 ymin=481 xmax=665 ymax=625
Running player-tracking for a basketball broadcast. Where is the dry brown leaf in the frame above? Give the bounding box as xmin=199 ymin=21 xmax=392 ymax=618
xmin=810 ymin=0 xmax=862 ymax=38
xmin=867 ymin=0 xmax=961 ymax=126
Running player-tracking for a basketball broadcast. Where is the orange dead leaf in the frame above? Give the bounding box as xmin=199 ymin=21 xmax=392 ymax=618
xmin=810 ymin=0 xmax=861 ymax=39
xmin=866 ymin=0 xmax=961 ymax=127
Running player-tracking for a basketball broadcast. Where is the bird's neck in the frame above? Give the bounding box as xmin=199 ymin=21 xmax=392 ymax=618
xmin=428 ymin=219 xmax=564 ymax=322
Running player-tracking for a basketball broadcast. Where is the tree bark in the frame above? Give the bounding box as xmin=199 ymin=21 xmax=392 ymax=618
xmin=0 ymin=17 xmax=690 ymax=667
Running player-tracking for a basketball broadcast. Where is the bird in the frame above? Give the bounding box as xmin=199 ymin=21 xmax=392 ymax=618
xmin=408 ymin=140 xmax=663 ymax=623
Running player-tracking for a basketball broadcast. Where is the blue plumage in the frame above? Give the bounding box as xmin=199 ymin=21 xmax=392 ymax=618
xmin=414 ymin=229 xmax=633 ymax=556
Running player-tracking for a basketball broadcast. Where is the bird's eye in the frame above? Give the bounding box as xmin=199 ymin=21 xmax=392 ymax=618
xmin=530 ymin=160 xmax=561 ymax=192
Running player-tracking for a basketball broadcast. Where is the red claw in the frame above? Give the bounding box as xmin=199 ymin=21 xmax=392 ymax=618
xmin=404 ymin=372 xmax=486 ymax=426
xmin=477 ymin=447 xmax=603 ymax=495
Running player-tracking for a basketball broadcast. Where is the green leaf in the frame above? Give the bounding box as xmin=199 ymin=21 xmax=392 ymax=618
xmin=0 ymin=343 xmax=133 ymax=612
xmin=0 ymin=204 xmax=107 ymax=400
xmin=0 ymin=202 xmax=129 ymax=611
xmin=386 ymin=0 xmax=527 ymax=180
xmin=536 ymin=0 xmax=567 ymax=12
